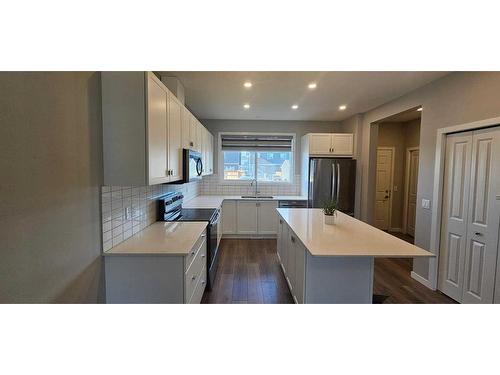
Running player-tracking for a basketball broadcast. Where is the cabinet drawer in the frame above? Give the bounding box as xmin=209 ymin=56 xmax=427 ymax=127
xmin=185 ymin=230 xmax=207 ymax=272
xmin=189 ymin=265 xmax=207 ymax=304
xmin=185 ymin=238 xmax=207 ymax=302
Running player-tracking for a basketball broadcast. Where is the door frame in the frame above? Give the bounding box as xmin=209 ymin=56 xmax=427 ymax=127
xmin=402 ymin=147 xmax=419 ymax=235
xmin=375 ymin=147 xmax=395 ymax=231
xmin=424 ymin=115 xmax=500 ymax=290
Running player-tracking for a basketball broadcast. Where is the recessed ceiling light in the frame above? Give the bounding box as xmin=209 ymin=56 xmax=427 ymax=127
xmin=417 ymin=107 xmax=423 ymax=111
xmin=308 ymin=82 xmax=317 ymax=89
xmin=243 ymin=103 xmax=250 ymax=109
xmin=243 ymin=81 xmax=252 ymax=88
xmin=338 ymin=105 xmax=347 ymax=111
xmin=291 ymin=104 xmax=299 ymax=110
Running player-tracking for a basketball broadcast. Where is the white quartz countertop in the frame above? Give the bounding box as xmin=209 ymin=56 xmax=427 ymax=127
xmin=277 ymin=208 xmax=434 ymax=258
xmin=103 ymin=221 xmax=207 ymax=256
xmin=183 ymin=195 xmax=307 ymax=209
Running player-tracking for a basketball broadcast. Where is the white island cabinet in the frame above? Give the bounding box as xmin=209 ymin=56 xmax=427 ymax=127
xmin=103 ymin=222 xmax=208 ymax=304
xmin=277 ymin=208 xmax=434 ymax=303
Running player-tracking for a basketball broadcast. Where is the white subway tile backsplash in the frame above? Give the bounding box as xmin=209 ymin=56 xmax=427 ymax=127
xmin=199 ymin=174 xmax=302 ymax=196
xmin=101 ymin=181 xmax=200 ymax=251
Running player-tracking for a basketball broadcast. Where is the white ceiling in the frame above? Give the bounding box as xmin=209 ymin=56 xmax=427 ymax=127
xmin=158 ymin=71 xmax=449 ymax=122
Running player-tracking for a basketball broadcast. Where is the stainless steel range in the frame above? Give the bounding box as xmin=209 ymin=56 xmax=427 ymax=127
xmin=158 ymin=192 xmax=220 ymax=290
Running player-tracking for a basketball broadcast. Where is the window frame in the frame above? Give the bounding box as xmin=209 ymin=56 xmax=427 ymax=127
xmin=218 ymin=131 xmax=295 ymax=185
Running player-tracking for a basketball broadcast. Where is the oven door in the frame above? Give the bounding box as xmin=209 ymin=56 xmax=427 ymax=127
xmin=207 ymin=209 xmax=220 ymax=288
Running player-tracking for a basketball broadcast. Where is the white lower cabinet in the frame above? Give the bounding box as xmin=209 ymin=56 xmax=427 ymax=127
xmin=222 ymin=200 xmax=237 ymax=234
xmin=225 ymin=200 xmax=279 ymax=236
xmin=104 ymin=230 xmax=207 ymax=303
xmin=278 ymin=222 xmax=305 ymax=304
xmin=237 ymin=201 xmax=258 ymax=234
xmin=257 ymin=201 xmax=278 ymax=234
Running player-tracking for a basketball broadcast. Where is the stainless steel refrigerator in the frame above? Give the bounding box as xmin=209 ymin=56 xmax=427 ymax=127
xmin=307 ymin=158 xmax=356 ymax=215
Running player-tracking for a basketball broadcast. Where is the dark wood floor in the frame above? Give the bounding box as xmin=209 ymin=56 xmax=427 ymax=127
xmin=202 ymin=239 xmax=294 ymax=304
xmin=202 ymin=239 xmax=456 ymax=304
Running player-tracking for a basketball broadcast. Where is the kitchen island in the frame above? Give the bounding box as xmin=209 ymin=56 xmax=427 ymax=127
xmin=276 ymin=208 xmax=434 ymax=303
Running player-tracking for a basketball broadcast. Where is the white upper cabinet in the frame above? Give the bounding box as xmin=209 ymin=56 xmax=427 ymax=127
xmin=147 ymin=76 xmax=169 ymax=184
xmin=167 ymin=93 xmax=183 ymax=182
xmin=309 ymin=134 xmax=333 ymax=154
xmin=304 ymin=133 xmax=354 ymax=156
xmin=332 ymin=133 xmax=354 ymax=155
xmin=102 ymin=72 xmax=214 ymax=186
xmin=181 ymin=106 xmax=191 ymax=150
xmin=201 ymin=126 xmax=214 ymax=176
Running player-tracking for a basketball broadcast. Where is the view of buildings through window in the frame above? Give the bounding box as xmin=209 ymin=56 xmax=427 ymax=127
xmin=223 ymin=151 xmax=291 ymax=182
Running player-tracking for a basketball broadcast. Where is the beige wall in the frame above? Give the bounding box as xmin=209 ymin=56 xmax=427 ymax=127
xmin=377 ymin=119 xmax=421 ymax=230
xmin=0 ymin=72 xmax=104 ymax=303
xmin=340 ymin=71 xmax=500 ymax=280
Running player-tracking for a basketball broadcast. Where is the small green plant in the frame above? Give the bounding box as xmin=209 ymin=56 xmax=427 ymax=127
xmin=322 ymin=199 xmax=338 ymax=216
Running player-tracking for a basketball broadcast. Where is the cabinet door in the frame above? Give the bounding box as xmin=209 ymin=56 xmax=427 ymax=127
xmin=167 ymin=93 xmax=182 ymax=182
xmin=332 ymin=133 xmax=354 ymax=155
xmin=281 ymin=223 xmax=289 ymax=275
xmin=294 ymin=239 xmax=306 ymax=303
xmin=196 ymin=121 xmax=203 ymax=153
xmin=189 ymin=114 xmax=197 ymax=150
xmin=181 ymin=107 xmax=191 ymax=150
xmin=201 ymin=127 xmax=209 ymax=175
xmin=237 ymin=201 xmax=258 ymax=234
xmin=309 ymin=134 xmax=333 ymax=154
xmin=277 ymin=217 xmax=283 ymax=263
xmin=287 ymin=232 xmax=297 ymax=293
xmin=257 ymin=201 xmax=278 ymax=234
xmin=222 ymin=200 xmax=237 ymax=234
xmin=147 ymin=75 xmax=169 ymax=184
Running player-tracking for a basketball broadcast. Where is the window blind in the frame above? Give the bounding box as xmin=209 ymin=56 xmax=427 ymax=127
xmin=221 ymin=134 xmax=293 ymax=152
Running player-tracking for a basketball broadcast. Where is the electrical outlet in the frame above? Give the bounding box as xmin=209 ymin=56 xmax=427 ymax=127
xmin=393 ymin=185 xmax=398 ymax=192
xmin=421 ymin=199 xmax=431 ymax=209
xmin=125 ymin=206 xmax=131 ymax=220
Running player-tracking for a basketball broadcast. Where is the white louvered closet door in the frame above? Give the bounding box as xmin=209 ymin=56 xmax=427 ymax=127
xmin=439 ymin=126 xmax=500 ymax=303
xmin=438 ymin=132 xmax=473 ymax=301
xmin=462 ymin=127 xmax=500 ymax=303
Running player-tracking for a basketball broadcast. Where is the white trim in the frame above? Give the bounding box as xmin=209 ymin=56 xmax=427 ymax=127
xmin=411 ymin=271 xmax=435 ymax=290
xmin=376 ymin=146 xmax=395 ymax=231
xmin=428 ymin=115 xmax=500 ymax=290
xmin=217 ymin=131 xmax=296 ymax=185
xmin=403 ymin=147 xmax=419 ymax=235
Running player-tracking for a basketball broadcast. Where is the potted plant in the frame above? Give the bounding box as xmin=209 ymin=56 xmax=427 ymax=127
xmin=322 ymin=199 xmax=338 ymax=225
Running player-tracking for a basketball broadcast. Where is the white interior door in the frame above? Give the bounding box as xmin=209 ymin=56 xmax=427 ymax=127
xmin=438 ymin=132 xmax=473 ymax=302
xmin=374 ymin=148 xmax=393 ymax=230
xmin=461 ymin=127 xmax=500 ymax=304
xmin=406 ymin=149 xmax=419 ymax=236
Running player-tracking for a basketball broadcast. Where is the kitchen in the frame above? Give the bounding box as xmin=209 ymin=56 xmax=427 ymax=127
xmin=2 ymin=2 xmax=500 ymax=374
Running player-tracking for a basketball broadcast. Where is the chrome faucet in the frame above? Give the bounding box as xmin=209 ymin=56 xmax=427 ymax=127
xmin=251 ymin=178 xmax=259 ymax=196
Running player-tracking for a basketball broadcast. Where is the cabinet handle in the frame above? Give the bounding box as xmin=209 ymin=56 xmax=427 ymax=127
xmin=201 ymin=234 xmax=206 ymax=237
xmin=201 ymin=254 xmax=205 ymax=258
xmin=279 ymin=219 xmax=283 ymax=224
xmin=191 ymin=275 xmax=197 ymax=281
xmin=291 ymin=236 xmax=295 ymax=243
xmin=191 ymin=251 xmax=196 ymax=256
xmin=475 ymin=232 xmax=483 ymax=236
xmin=201 ymin=280 xmax=206 ymax=285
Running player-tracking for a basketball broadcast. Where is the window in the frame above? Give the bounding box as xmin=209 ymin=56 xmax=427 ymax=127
xmin=221 ymin=134 xmax=293 ymax=183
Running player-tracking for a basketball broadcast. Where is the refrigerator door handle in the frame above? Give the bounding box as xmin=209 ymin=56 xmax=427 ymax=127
xmin=331 ymin=163 xmax=336 ymax=200
xmin=309 ymin=159 xmax=316 ymax=207
xmin=336 ymin=163 xmax=340 ymax=203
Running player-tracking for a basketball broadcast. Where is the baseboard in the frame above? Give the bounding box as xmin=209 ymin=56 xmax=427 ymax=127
xmin=389 ymin=228 xmax=402 ymax=233
xmin=411 ymin=271 xmax=435 ymax=290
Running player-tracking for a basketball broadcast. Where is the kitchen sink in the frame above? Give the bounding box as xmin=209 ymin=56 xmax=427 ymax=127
xmin=241 ymin=195 xmax=274 ymax=199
